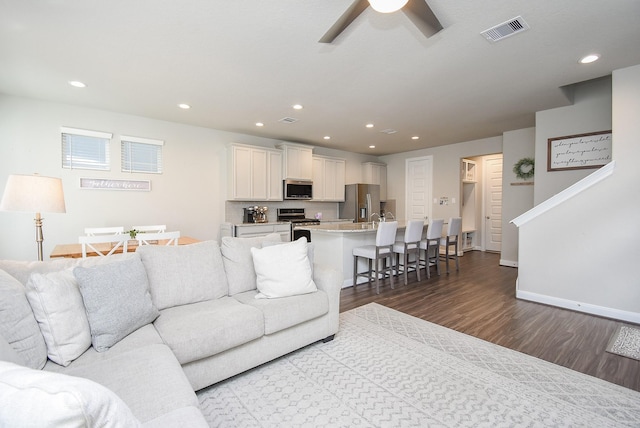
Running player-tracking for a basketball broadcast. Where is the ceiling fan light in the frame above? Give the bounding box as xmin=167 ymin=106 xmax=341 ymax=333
xmin=368 ymin=0 xmax=408 ymax=13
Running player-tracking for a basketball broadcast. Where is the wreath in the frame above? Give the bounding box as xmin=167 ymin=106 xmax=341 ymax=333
xmin=513 ymin=157 xmax=535 ymax=180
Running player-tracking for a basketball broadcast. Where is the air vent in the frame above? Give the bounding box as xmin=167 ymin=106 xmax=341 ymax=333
xmin=380 ymin=128 xmax=397 ymax=135
xmin=278 ymin=117 xmax=299 ymax=124
xmin=480 ymin=16 xmax=529 ymax=42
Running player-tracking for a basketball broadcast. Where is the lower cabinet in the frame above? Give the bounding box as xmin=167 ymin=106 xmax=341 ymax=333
xmin=233 ymin=223 xmax=291 ymax=241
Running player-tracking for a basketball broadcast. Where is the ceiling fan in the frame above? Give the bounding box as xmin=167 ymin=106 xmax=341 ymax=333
xmin=319 ymin=0 xmax=443 ymax=43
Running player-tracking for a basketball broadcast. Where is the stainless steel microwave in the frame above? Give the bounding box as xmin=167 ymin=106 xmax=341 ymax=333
xmin=283 ymin=179 xmax=313 ymax=200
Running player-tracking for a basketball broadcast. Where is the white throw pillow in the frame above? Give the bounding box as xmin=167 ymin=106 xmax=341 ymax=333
xmin=251 ymin=238 xmax=317 ymax=299
xmin=0 ymin=361 xmax=141 ymax=427
xmin=26 ymin=270 xmax=92 ymax=367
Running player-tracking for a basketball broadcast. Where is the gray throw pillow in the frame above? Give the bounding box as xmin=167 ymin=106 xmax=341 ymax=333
xmin=73 ymin=256 xmax=159 ymax=352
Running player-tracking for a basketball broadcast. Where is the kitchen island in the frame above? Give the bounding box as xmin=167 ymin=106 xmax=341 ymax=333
xmin=297 ymin=222 xmax=407 ymax=288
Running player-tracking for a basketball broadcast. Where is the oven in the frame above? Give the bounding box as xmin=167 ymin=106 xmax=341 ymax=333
xmin=277 ymin=208 xmax=320 ymax=242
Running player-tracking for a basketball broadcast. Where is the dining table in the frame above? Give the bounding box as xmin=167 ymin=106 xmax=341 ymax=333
xmin=50 ymin=236 xmax=200 ymax=259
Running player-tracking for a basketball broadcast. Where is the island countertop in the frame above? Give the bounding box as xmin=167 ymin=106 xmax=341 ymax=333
xmin=296 ymin=221 xmax=407 ymax=233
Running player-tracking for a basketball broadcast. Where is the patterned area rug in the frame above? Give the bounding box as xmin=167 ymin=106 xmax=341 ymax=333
xmin=607 ymin=325 xmax=640 ymax=360
xmin=197 ymin=303 xmax=640 ymax=427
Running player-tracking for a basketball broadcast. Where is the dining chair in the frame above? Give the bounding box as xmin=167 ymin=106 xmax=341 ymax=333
xmin=419 ymin=218 xmax=444 ymax=279
xmin=131 ymin=225 xmax=167 ymax=233
xmin=441 ymin=217 xmax=462 ymax=273
xmin=84 ymin=226 xmax=124 ymax=236
xmin=78 ymin=233 xmax=128 ymax=258
xmin=352 ymin=221 xmax=398 ymax=294
xmin=392 ymin=220 xmax=424 ymax=285
xmin=136 ymin=230 xmax=180 ymax=246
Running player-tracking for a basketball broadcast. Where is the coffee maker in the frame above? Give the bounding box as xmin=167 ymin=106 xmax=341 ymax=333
xmin=243 ymin=206 xmax=268 ymax=223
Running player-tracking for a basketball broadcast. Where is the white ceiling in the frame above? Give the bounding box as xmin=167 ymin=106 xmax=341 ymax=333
xmin=1 ymin=0 xmax=639 ymax=155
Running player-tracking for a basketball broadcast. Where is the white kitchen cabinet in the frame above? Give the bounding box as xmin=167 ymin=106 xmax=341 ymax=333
xmin=277 ymin=143 xmax=313 ymax=180
xmin=312 ymin=155 xmax=345 ymax=201
xmin=362 ymin=162 xmax=387 ymax=201
xmin=233 ymin=223 xmax=291 ymax=241
xmin=229 ymin=144 xmax=282 ymax=201
xmin=462 ymin=158 xmax=477 ymax=183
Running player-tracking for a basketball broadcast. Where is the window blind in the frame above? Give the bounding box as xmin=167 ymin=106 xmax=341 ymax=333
xmin=121 ymin=136 xmax=164 ymax=174
xmin=61 ymin=127 xmax=112 ymax=170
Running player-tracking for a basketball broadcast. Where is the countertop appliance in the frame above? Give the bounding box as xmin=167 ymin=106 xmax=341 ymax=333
xmin=277 ymin=208 xmax=320 ymax=241
xmin=283 ymin=179 xmax=313 ymax=200
xmin=339 ymin=184 xmax=381 ymax=223
xmin=243 ymin=206 xmax=268 ymax=223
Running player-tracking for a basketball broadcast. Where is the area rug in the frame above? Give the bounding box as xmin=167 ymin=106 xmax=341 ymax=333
xmin=197 ymin=303 xmax=640 ymax=427
xmin=607 ymin=325 xmax=640 ymax=361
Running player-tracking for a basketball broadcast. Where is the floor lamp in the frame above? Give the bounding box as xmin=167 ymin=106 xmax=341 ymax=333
xmin=0 ymin=174 xmax=66 ymax=261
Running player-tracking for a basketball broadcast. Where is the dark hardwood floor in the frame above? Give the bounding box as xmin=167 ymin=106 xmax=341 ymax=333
xmin=340 ymin=251 xmax=640 ymax=392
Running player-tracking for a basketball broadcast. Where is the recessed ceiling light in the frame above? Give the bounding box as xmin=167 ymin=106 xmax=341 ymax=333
xmin=579 ymin=54 xmax=600 ymax=64
xmin=369 ymin=145 xmax=376 ymax=149
xmin=255 ymin=122 xmax=264 ymax=127
xmin=178 ymin=103 xmax=191 ymax=109
xmin=412 ymin=136 xmax=419 ymax=140
xmin=68 ymin=80 xmax=86 ymax=88
xmin=292 ymin=104 xmax=303 ymax=110
xmin=323 ymin=136 xmax=331 ymax=140
xmin=366 ymin=124 xmax=374 ymax=128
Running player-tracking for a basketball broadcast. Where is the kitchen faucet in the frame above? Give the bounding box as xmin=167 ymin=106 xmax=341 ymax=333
xmin=382 ymin=212 xmax=395 ymax=221
xmin=369 ymin=212 xmax=380 ymax=225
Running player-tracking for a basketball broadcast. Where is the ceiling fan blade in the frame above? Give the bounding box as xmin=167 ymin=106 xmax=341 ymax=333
xmin=402 ymin=0 xmax=443 ymax=39
xmin=319 ymin=0 xmax=370 ymax=43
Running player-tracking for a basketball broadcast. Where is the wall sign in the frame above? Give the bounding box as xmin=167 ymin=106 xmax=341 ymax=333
xmin=80 ymin=178 xmax=151 ymax=191
xmin=547 ymin=130 xmax=612 ymax=171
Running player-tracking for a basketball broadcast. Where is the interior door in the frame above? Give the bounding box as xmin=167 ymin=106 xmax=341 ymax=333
xmin=484 ymin=155 xmax=503 ymax=252
xmin=405 ymin=156 xmax=433 ymax=221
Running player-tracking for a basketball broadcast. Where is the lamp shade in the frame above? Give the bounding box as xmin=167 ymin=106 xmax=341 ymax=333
xmin=368 ymin=0 xmax=408 ymax=13
xmin=0 ymin=174 xmax=66 ymax=214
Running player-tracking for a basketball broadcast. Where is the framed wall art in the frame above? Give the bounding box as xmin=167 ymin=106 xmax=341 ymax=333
xmin=547 ymin=130 xmax=612 ymax=172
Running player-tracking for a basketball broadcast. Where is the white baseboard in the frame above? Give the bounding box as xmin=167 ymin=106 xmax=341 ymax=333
xmin=516 ymin=289 xmax=640 ymax=324
xmin=500 ymin=259 xmax=518 ymax=267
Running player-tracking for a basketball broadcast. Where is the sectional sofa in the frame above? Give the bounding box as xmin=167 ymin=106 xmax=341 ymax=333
xmin=0 ymin=235 xmax=341 ymax=426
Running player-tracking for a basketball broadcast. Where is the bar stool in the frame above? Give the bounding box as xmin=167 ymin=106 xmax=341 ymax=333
xmin=441 ymin=217 xmax=462 ymax=273
xmin=353 ymin=221 xmax=398 ymax=294
xmin=392 ymin=220 xmax=424 ymax=285
xmin=419 ymin=218 xmax=444 ymax=279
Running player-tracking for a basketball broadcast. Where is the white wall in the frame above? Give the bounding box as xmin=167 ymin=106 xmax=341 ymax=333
xmin=534 ymin=77 xmax=612 ymax=205
xmin=501 ymin=128 xmax=535 ymax=266
xmin=0 ymin=95 xmax=375 ymax=261
xmin=516 ymin=66 xmax=640 ymax=322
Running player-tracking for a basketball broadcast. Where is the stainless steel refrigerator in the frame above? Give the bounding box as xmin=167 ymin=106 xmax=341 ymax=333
xmin=339 ymin=184 xmax=381 ymax=223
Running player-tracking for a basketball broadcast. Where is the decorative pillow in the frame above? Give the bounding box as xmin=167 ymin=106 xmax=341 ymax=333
xmin=73 ymin=256 xmax=159 ymax=352
xmin=26 ymin=270 xmax=92 ymax=366
xmin=0 ymin=333 xmax=25 ymax=366
xmin=221 ymin=233 xmax=282 ymax=295
xmin=0 ymin=270 xmax=47 ymax=369
xmin=0 ymin=361 xmax=141 ymax=427
xmin=136 ymin=240 xmax=228 ymax=310
xmin=251 ymin=237 xmax=317 ymax=299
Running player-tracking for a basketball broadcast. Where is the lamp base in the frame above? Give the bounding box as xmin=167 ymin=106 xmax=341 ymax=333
xmin=35 ymin=212 xmax=44 ymax=261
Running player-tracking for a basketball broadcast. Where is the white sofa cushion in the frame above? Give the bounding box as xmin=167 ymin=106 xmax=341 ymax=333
xmin=251 ymin=238 xmax=317 ymax=299
xmin=25 ymin=269 xmax=91 ymax=366
xmin=153 ymin=297 xmax=264 ymax=364
xmin=74 ymin=256 xmax=159 ymax=352
xmin=221 ymin=233 xmax=282 ymax=295
xmin=137 ymin=241 xmax=228 ymax=310
xmin=0 ymin=270 xmax=47 ymax=370
xmin=0 ymin=361 xmax=141 ymax=427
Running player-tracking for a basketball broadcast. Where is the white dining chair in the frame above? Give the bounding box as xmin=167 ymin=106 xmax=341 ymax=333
xmin=78 ymin=233 xmax=128 ymax=258
xmin=352 ymin=221 xmax=398 ymax=294
xmin=392 ymin=220 xmax=424 ymax=285
xmin=84 ymin=226 xmax=124 ymax=236
xmin=441 ymin=217 xmax=462 ymax=273
xmin=136 ymin=230 xmax=180 ymax=246
xmin=419 ymin=218 xmax=444 ymax=279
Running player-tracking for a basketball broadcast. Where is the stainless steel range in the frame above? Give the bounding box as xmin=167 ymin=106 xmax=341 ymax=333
xmin=276 ymin=208 xmax=320 ymax=241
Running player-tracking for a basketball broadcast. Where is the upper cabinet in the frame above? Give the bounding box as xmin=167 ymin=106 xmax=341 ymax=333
xmin=362 ymin=162 xmax=387 ymax=201
xmin=277 ymin=143 xmax=313 ymax=180
xmin=312 ymin=155 xmax=346 ymax=201
xmin=229 ymin=144 xmax=282 ymax=201
xmin=462 ymin=159 xmax=477 ymax=183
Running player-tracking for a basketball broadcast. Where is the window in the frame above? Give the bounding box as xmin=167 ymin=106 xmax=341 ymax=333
xmin=61 ymin=127 xmax=112 ymax=170
xmin=121 ymin=136 xmax=164 ymax=174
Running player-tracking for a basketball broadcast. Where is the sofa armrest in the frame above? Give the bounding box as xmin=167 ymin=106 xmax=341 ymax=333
xmin=312 ymin=264 xmax=341 ymax=335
